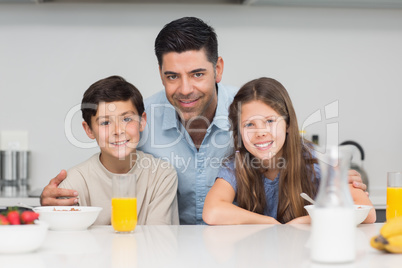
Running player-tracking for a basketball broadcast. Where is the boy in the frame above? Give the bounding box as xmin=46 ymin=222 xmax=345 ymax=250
xmin=58 ymin=75 xmax=179 ymax=225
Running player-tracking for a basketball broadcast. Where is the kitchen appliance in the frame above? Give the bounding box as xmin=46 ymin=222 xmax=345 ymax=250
xmin=17 ymin=151 xmax=30 ymax=196
xmin=339 ymin=141 xmax=369 ymax=191
xmin=0 ymin=150 xmax=30 ymax=197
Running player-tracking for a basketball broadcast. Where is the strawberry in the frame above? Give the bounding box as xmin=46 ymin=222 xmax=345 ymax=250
xmin=7 ymin=210 xmax=21 ymax=225
xmin=21 ymin=211 xmax=40 ymax=224
xmin=0 ymin=214 xmax=10 ymax=225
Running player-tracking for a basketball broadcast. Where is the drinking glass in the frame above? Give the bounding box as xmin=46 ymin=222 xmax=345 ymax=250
xmin=386 ymin=172 xmax=402 ymax=221
xmin=111 ymin=174 xmax=137 ymax=233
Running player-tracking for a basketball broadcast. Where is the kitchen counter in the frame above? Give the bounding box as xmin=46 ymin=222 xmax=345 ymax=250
xmin=0 ymin=196 xmax=388 ymax=222
xmin=0 ymin=197 xmax=40 ymax=207
xmin=0 ymin=194 xmax=387 ymax=209
xmin=0 ymin=223 xmax=399 ymax=268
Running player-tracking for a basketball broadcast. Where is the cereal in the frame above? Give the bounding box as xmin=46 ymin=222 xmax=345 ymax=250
xmin=53 ymin=207 xmax=81 ymax=211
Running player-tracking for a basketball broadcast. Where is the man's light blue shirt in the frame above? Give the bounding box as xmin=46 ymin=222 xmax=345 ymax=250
xmin=138 ymin=84 xmax=238 ymax=225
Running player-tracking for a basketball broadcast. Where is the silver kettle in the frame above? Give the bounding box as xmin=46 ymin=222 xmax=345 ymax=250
xmin=339 ymin=141 xmax=369 ymax=191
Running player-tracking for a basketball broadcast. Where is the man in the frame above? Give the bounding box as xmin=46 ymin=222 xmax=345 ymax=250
xmin=138 ymin=17 xmax=238 ymax=224
xmin=40 ymin=17 xmax=366 ymax=225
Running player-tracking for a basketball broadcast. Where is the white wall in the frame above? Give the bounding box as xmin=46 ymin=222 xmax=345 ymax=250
xmin=0 ymin=3 xmax=401 ymax=204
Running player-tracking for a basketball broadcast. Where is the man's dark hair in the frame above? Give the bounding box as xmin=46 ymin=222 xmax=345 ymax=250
xmin=81 ymin=75 xmax=144 ymax=129
xmin=154 ymin=17 xmax=218 ymax=67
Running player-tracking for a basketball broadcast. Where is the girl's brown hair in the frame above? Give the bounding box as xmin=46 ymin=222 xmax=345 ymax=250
xmin=228 ymin=77 xmax=318 ymax=223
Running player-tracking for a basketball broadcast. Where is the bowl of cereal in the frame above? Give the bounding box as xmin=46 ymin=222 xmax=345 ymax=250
xmin=33 ymin=206 xmax=102 ymax=231
xmin=304 ymin=204 xmax=372 ymax=225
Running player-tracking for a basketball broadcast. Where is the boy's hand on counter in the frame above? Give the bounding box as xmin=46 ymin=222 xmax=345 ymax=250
xmin=40 ymin=170 xmax=79 ymax=206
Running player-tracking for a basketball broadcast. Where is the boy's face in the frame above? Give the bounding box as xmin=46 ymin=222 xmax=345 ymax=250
xmin=82 ymin=100 xmax=146 ymax=161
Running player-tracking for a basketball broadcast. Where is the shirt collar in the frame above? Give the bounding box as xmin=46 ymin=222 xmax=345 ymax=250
xmin=211 ymin=83 xmax=231 ymax=131
xmin=161 ymin=97 xmax=179 ymax=130
xmin=161 ymin=83 xmax=231 ymax=131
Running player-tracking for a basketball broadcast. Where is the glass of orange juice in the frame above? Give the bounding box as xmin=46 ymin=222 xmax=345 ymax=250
xmin=386 ymin=172 xmax=402 ymax=221
xmin=112 ymin=174 xmax=137 ymax=233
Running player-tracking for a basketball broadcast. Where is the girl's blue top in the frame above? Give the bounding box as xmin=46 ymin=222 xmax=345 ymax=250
xmin=217 ymin=152 xmax=320 ymax=219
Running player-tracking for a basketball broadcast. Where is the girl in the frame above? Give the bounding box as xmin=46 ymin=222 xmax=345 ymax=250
xmin=203 ymin=77 xmax=375 ymax=225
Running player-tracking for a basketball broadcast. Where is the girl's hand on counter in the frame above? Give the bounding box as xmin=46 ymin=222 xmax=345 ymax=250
xmin=286 ymin=216 xmax=311 ymax=225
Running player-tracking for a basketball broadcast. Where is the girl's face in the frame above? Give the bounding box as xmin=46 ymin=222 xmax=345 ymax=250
xmin=240 ymin=100 xmax=287 ymax=164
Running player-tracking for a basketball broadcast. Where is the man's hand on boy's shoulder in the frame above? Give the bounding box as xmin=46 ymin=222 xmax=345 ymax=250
xmin=40 ymin=170 xmax=79 ymax=206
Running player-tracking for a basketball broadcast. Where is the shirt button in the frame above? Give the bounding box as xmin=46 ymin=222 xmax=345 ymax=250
xmin=198 ymin=169 xmax=203 ymax=173
xmin=199 ymin=198 xmax=203 ymax=202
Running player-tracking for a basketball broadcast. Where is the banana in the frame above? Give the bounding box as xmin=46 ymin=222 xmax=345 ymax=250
xmin=384 ymin=235 xmax=402 ymax=253
xmin=370 ymin=235 xmax=386 ymax=251
xmin=380 ymin=216 xmax=402 ymax=238
xmin=370 ymin=216 xmax=402 ymax=253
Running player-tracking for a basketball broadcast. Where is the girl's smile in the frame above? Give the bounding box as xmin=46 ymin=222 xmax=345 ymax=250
xmin=254 ymin=140 xmax=274 ymax=150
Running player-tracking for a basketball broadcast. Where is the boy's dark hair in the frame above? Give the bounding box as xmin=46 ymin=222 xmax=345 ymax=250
xmin=81 ymin=75 xmax=144 ymax=129
xmin=154 ymin=17 xmax=218 ymax=67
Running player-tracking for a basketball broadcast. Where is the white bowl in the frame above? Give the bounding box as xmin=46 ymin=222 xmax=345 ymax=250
xmin=33 ymin=206 xmax=102 ymax=231
xmin=0 ymin=221 xmax=48 ymax=254
xmin=304 ymin=204 xmax=372 ymax=225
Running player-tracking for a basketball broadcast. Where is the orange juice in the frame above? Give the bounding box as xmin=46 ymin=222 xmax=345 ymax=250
xmin=112 ymin=197 xmax=137 ymax=232
xmin=386 ymin=187 xmax=402 ymax=220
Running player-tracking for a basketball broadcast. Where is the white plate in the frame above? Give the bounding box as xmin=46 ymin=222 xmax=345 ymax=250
xmin=33 ymin=206 xmax=102 ymax=231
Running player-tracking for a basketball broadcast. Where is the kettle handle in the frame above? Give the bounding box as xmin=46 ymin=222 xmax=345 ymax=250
xmin=339 ymin=140 xmax=364 ymax=160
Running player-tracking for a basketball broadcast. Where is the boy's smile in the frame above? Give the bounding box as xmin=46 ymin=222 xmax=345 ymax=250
xmin=82 ymin=100 xmax=146 ymax=172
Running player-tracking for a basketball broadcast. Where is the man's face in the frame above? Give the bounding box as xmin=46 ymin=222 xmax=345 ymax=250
xmin=159 ymin=49 xmax=223 ymax=123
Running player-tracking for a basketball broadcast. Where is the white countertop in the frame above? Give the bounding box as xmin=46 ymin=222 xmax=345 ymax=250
xmin=0 ymin=197 xmax=40 ymax=207
xmin=0 ymin=223 xmax=399 ymax=268
xmin=0 ymin=196 xmax=388 ymax=209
